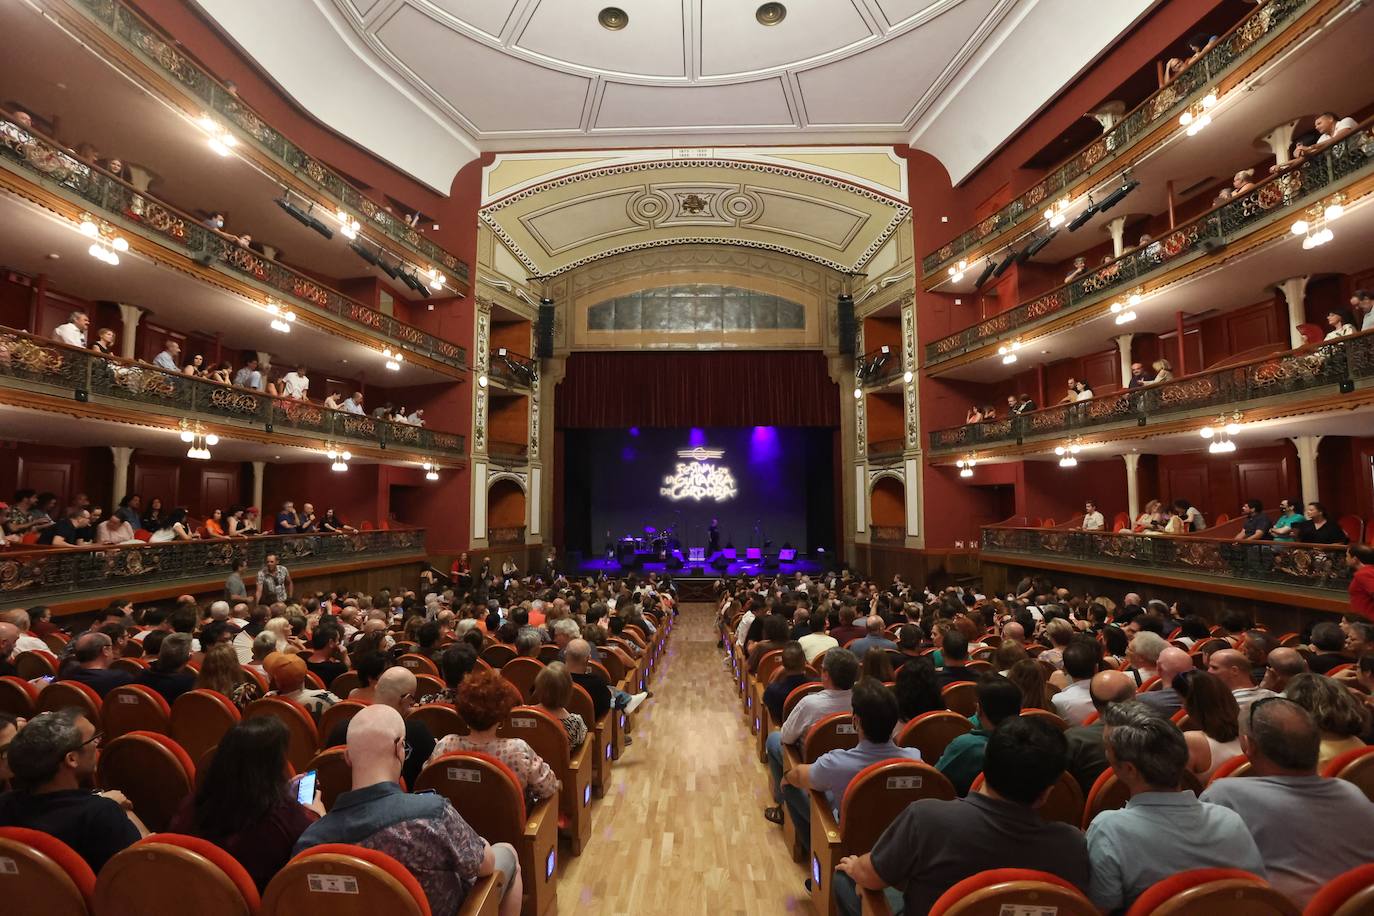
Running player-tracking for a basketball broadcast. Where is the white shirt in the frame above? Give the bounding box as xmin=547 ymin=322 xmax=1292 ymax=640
xmin=342 ymin=398 xmax=365 ymax=415
xmin=1318 ymin=116 xmax=1359 ymax=143
xmin=53 ymin=322 xmax=86 ymax=347
xmin=1231 ymin=686 xmax=1277 ymax=715
xmin=1362 ymin=308 xmax=1374 ymax=332
xmin=1051 ymin=678 xmax=1095 ymax=725
xmin=405 ymin=411 xmax=424 ymax=426
xmin=13 ymin=634 xmax=48 ymax=657
xmin=233 ymin=367 xmax=262 ymax=389
xmin=798 ymin=631 xmax=839 ymax=663
xmin=153 ymin=351 xmax=179 ymax=372
xmin=1075 ymin=389 xmax=1094 ymax=401
xmin=279 ymin=372 xmax=309 ymax=399
xmin=1082 ymin=511 xmax=1105 ymax=531
xmin=1324 ymin=324 xmax=1355 ymax=341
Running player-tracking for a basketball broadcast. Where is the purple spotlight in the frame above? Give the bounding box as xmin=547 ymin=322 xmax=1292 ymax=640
xmin=628 ymin=426 xmax=640 ymax=437
xmin=620 ymin=446 xmax=636 ymax=462
xmin=750 ymin=425 xmax=781 ymax=463
xmin=689 ymin=427 xmax=707 ymax=447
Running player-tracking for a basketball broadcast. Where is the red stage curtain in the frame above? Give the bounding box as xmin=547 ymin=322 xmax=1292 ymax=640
xmin=554 ymin=350 xmax=840 ymax=428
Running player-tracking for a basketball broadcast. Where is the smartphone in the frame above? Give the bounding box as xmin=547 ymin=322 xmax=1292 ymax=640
xmin=295 ymin=770 xmax=317 ymax=805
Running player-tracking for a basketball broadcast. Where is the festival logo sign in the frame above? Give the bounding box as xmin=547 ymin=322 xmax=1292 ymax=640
xmin=661 ymin=445 xmax=736 ymax=501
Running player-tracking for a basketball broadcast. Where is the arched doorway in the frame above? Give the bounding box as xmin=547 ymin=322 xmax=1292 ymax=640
xmin=870 ymin=475 xmax=905 ymax=544
xmin=487 ymin=477 xmax=527 ymax=546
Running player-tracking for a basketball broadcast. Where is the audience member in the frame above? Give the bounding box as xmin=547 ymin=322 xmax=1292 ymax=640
xmin=892 ymin=656 xmax=944 ymax=726
xmin=135 ymin=633 xmax=197 ymax=704
xmin=1207 ymin=649 xmax=1276 ymax=714
xmin=847 ymin=615 xmax=898 ymax=659
xmin=532 ymin=662 xmax=587 ymax=750
xmin=1062 ymin=670 xmax=1138 ymax=793
xmin=1081 ymin=500 xmax=1104 ymax=531
xmin=1282 ymin=673 xmax=1370 ymax=769
xmin=52 ymin=310 xmax=89 ymax=348
xmin=1050 ymin=639 xmax=1098 ymax=725
xmin=763 ymin=648 xmax=859 ymax=825
xmin=936 ymin=674 xmax=1022 ymax=796
xmin=762 ymin=642 xmax=817 ymax=727
xmin=329 ymin=667 xmax=434 ymax=789
xmin=1233 ymin=499 xmax=1271 ymax=541
xmin=1259 ymin=647 xmax=1308 ymax=693
xmin=1176 ymin=671 xmax=1242 ymax=782
xmin=934 ymin=629 xmax=977 ymax=688
xmin=263 ymin=651 xmax=339 ymax=720
xmin=59 ymin=631 xmax=136 ymax=697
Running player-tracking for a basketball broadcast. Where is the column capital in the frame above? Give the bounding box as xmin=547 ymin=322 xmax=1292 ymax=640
xmin=1275 ymin=276 xmax=1311 ymax=349
xmin=1256 ymin=119 xmax=1300 ymax=166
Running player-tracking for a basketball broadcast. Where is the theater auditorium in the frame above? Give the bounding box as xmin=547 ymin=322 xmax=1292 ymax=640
xmin=0 ymin=0 xmax=1372 ymax=913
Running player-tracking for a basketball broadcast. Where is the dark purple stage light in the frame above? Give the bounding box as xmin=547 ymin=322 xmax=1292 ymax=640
xmin=629 ymin=426 xmax=640 ymax=437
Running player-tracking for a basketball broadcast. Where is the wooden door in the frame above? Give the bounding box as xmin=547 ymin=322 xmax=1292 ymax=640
xmin=1233 ymin=459 xmax=1288 ymax=515
xmin=132 ymin=463 xmax=180 ymax=511
xmin=198 ymin=470 xmax=239 ymax=517
xmin=18 ymin=458 xmax=74 ymax=503
xmin=1161 ymin=466 xmax=1208 ymax=511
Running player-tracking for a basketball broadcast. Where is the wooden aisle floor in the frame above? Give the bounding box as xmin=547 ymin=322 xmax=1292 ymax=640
xmin=554 ymin=603 xmax=817 ymax=916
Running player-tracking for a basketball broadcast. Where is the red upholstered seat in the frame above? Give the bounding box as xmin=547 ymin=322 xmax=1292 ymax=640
xmin=928 ymin=868 xmax=1094 ymax=916
xmin=1304 ymin=862 xmax=1374 ymax=916
xmin=482 ymin=644 xmax=516 ymax=669
xmin=305 ymin=746 xmax=352 ymax=811
xmin=781 ymin=681 xmax=824 ymax=720
xmin=243 ymin=696 xmax=319 ymax=772
xmin=95 ymin=833 xmax=261 ymax=916
xmin=317 ymin=699 xmax=370 ymax=744
xmin=1321 ymin=746 xmax=1374 ymax=802
xmin=103 ymin=684 xmax=171 ymax=739
xmin=0 ymin=825 xmax=97 ymax=916
xmin=501 ymin=657 xmax=545 ymax=704
xmin=397 ymin=653 xmax=439 ymax=676
xmin=0 ymin=675 xmax=39 ymax=718
xmin=941 ymin=681 xmax=978 ymax=716
xmin=801 ymin=712 xmax=860 ymax=764
xmin=263 ymin=844 xmax=431 ymax=916
xmin=95 ymin=730 xmax=196 ymax=832
xmin=171 ymin=689 xmax=241 ymax=763
xmin=1123 ymin=868 xmax=1291 ymax=916
xmin=36 ymin=680 xmax=103 ymax=725
xmin=1207 ymin=754 xmax=1252 ymax=784
xmin=897 ymin=710 xmax=973 ymax=762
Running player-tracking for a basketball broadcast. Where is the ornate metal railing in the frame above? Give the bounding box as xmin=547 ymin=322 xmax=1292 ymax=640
xmin=922 ymin=0 xmax=1315 ymax=276
xmin=867 ymin=439 xmax=905 ymax=458
xmin=870 ymin=525 xmax=905 ymax=544
xmin=926 ymin=121 xmax=1374 ymax=364
xmin=65 ymin=0 xmax=469 ymax=290
xmin=0 ymin=327 xmax=466 ymax=458
xmin=0 ymin=116 xmax=467 ymax=370
xmin=488 ymin=349 xmax=538 ymax=388
xmin=981 ymin=525 xmax=1352 ymax=595
xmin=858 ymin=346 xmax=901 ymax=387
xmin=0 ymin=527 xmax=426 ymax=604
xmin=930 ymin=329 xmax=1374 ymax=450
xmin=487 ymin=440 xmax=529 ymax=459
xmin=488 ymin=526 xmax=526 ymax=546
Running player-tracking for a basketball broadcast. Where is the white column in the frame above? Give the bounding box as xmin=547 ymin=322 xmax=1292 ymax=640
xmin=1105 ymin=216 xmax=1128 ymax=258
xmin=1258 ymin=120 xmax=1299 ymax=167
xmin=1088 ymin=101 xmax=1127 ymax=133
xmin=1275 ymin=276 xmax=1310 ymax=348
xmin=109 ymin=446 xmax=133 ymax=509
xmin=255 ymin=351 xmax=273 ymax=375
xmin=251 ymin=461 xmax=266 ymax=512
xmin=116 ymin=304 xmax=144 ymax=360
xmin=1121 ymin=452 xmax=1141 ymax=524
xmin=1290 ymin=435 xmax=1323 ymax=505
xmin=1114 ymin=334 xmax=1135 ymax=388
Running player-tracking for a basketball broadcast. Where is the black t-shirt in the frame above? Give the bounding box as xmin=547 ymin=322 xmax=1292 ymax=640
xmin=38 ymin=520 xmax=89 ymax=546
xmin=62 ymin=667 xmax=136 ymax=698
xmin=326 ymin=716 xmax=434 ymax=790
xmin=0 ymin=789 xmax=141 ymax=872
xmin=136 ymin=667 xmax=198 ymax=705
xmin=936 ymin=665 xmax=978 ymax=688
xmin=306 ymin=658 xmax=348 ymax=690
xmin=1293 ymin=520 xmax=1349 ymax=544
xmin=1241 ymin=514 xmax=1271 ymax=538
xmin=571 ymin=671 xmax=612 ymax=720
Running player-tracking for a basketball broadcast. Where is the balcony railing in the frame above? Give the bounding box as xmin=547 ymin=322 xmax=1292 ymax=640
xmin=981 ymin=525 xmax=1352 ymax=596
xmin=922 ymin=0 xmax=1316 ymax=276
xmin=867 ymin=439 xmax=905 ymax=459
xmin=0 ymin=327 xmax=466 ymax=459
xmin=65 ymin=0 xmax=469 ymax=291
xmin=926 ymin=121 xmax=1374 ymax=364
xmin=0 ymin=527 xmax=426 ymax=604
xmin=0 ymin=116 xmax=467 ymax=371
xmin=488 ymin=349 xmax=538 ymax=388
xmin=857 ymin=346 xmax=901 ymax=387
xmin=929 ymin=329 xmax=1374 ymax=450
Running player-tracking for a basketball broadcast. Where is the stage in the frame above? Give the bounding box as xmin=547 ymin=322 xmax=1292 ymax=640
xmin=571 ymin=553 xmax=828 ymax=581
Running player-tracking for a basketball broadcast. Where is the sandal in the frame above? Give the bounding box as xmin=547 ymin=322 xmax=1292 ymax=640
xmin=763 ymin=805 xmax=785 ymax=825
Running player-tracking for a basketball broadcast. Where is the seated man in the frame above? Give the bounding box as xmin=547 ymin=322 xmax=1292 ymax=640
xmin=835 ymin=718 xmax=1088 ymax=916
xmin=1207 ymin=649 xmax=1276 ymax=715
xmin=1087 ymin=701 xmax=1264 ymax=913
xmin=763 ymin=648 xmax=859 ymax=826
xmin=936 ymin=674 xmax=1022 ymax=796
xmin=1201 ymin=697 xmax=1374 ymax=906
xmin=776 ymin=678 xmax=920 ymax=850
xmin=295 ymin=705 xmax=522 ymax=916
xmin=1063 ymin=670 xmax=1138 ymax=793
xmin=563 ymin=638 xmax=648 ymax=724
xmin=1259 ymin=647 xmax=1309 ymax=694
xmin=1050 ymin=639 xmax=1099 ymax=726
xmin=59 ymin=631 xmax=136 ymax=698
xmin=326 ymin=667 xmax=435 ymax=790
xmin=934 ymin=629 xmax=977 ymax=688
xmin=1137 ymin=646 xmax=1194 ymax=718
xmin=846 ymin=616 xmax=898 ymax=660
xmin=0 ymin=709 xmax=148 ymax=871
xmin=763 ymin=642 xmax=818 ymax=727
xmin=1081 ymin=501 xmax=1105 ymax=532
xmin=264 ymin=651 xmax=340 ymax=721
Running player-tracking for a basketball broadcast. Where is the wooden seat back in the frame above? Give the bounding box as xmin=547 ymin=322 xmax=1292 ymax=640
xmin=801 ymin=712 xmax=860 ymax=763
xmin=1322 ymin=746 xmax=1374 ymax=802
xmin=306 ymin=746 xmax=353 ymax=812
xmin=330 ymin=671 xmax=362 ymax=697
xmin=170 ymin=690 xmax=241 ymax=763
xmin=929 ymin=868 xmax=1096 ymax=916
xmin=415 ymin=673 xmax=446 ymax=699
xmin=941 ymin=681 xmax=978 ymax=717
xmin=413 ymin=751 xmax=526 ymax=845
xmin=317 ymin=699 xmax=371 ymax=746
xmin=501 ymin=657 xmax=545 ymax=704
xmin=1305 ymin=863 xmax=1374 ymax=916
xmin=262 ymin=845 xmax=433 ymax=916
xmin=95 ymin=731 xmax=196 ymax=832
xmin=0 ymin=675 xmax=38 ymax=718
xmin=94 ymin=833 xmax=260 ymax=916
xmin=409 ymin=703 xmax=468 ymax=738
xmin=754 ymin=649 xmax=785 ymax=686
xmin=1020 ymin=708 xmax=1068 ymax=731
xmin=897 ymin=710 xmax=972 ymax=762
xmin=1122 ymin=868 xmax=1292 ymax=916
xmin=482 ymin=644 xmax=517 ymax=669
xmin=971 ymin=770 xmax=1084 ymax=827
xmin=15 ymin=650 xmax=58 ymax=680
xmin=243 ymin=696 xmax=319 ymax=771
xmin=839 ymin=760 xmax=954 ymax=851
xmin=102 ymin=684 xmax=171 ymax=739
xmin=0 ymin=826 xmax=95 ymax=916
xmin=37 ymin=680 xmax=103 ymax=726
xmin=781 ymin=681 xmax=824 ymax=721
xmin=396 ymin=653 xmax=439 ymax=676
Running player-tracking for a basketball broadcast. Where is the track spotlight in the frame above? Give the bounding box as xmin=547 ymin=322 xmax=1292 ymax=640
xmin=378 ymin=258 xmax=402 ymax=280
xmin=1096 ymin=178 xmax=1140 ymax=214
xmin=1025 ymin=230 xmax=1059 ymax=258
xmin=1068 ymin=198 xmax=1098 ymax=232
xmin=307 ymin=214 xmax=334 ymax=240
xmin=348 ymin=239 xmax=379 ymax=266
xmin=973 ymin=257 xmax=997 ymax=290
xmin=992 ymin=248 xmax=1017 ymax=278
xmin=275 ymin=193 xmax=333 ymax=239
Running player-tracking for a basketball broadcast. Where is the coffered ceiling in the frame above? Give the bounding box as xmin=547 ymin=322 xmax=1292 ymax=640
xmin=192 ymin=0 xmax=1154 ymax=191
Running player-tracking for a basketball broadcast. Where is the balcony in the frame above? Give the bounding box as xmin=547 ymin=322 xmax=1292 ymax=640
xmin=925 ymin=120 xmax=1374 ymax=366
xmin=0 ymin=528 xmax=425 ymax=605
xmin=869 ymin=525 xmax=905 ymax=545
xmin=488 ymin=526 xmax=526 ymax=547
xmin=981 ymin=525 xmax=1352 ymax=605
xmin=921 ymin=0 xmax=1320 ymax=278
xmin=856 ymin=346 xmax=902 ymax=389
xmin=488 ymin=349 xmax=538 ymax=390
xmin=0 ymin=116 xmax=467 ymax=371
xmin=930 ymin=330 xmax=1374 ymax=452
xmin=55 ymin=0 xmax=469 ymax=293
xmin=0 ymin=327 xmax=466 ymax=460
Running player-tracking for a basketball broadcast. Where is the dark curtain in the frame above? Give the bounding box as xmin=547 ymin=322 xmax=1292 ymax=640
xmin=554 ymin=351 xmax=840 ymax=428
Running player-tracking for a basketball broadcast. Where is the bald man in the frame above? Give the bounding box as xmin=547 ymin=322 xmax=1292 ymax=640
xmin=1139 ymin=647 xmax=1195 ymax=718
xmin=1259 ymin=647 xmax=1308 ymax=693
xmin=326 ymin=666 xmax=434 ymax=789
xmin=1062 ymin=670 xmax=1138 ymax=793
xmin=0 ymin=621 xmax=19 ymax=676
xmin=1001 ymin=621 xmax=1026 ymax=644
xmin=296 ymin=705 xmax=522 ymax=916
xmin=1208 ymin=649 xmax=1276 ymax=714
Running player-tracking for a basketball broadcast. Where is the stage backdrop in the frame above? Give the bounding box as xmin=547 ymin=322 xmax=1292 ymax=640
xmin=562 ymin=426 xmax=834 ymax=557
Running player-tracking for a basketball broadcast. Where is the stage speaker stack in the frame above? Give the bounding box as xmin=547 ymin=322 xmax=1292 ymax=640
xmin=536 ymin=298 xmax=555 ymax=358
xmin=837 ymin=293 xmax=856 ymax=355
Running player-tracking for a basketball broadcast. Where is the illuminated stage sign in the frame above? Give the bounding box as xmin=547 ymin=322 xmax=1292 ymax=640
xmin=661 ymin=445 xmax=736 ymax=501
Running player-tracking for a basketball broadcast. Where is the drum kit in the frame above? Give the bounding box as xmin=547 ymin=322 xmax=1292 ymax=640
xmin=617 ymin=522 xmax=681 ymax=560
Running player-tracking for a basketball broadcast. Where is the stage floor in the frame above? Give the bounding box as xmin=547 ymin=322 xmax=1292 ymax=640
xmin=572 ymin=556 xmax=826 ymax=579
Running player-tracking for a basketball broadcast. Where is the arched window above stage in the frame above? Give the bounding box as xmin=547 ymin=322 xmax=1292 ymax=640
xmin=586 ymin=285 xmax=806 ymax=334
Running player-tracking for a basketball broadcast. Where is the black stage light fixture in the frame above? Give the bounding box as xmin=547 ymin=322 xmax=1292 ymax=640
xmin=348 ymin=239 xmax=379 ymax=266
xmin=992 ymin=247 xmax=1017 ymax=278
xmin=1025 ymin=229 xmax=1059 ymax=258
xmin=307 ymin=214 xmax=334 ymax=240
xmin=1015 ymin=244 xmax=1035 ymax=265
xmin=275 ymin=193 xmax=332 ymax=239
xmin=402 ymin=271 xmax=425 ymax=293
xmin=973 ymin=257 xmax=997 ymax=290
xmin=1068 ymin=198 xmax=1098 ymax=231
xmin=379 ymin=258 xmax=402 ymax=280
xmin=415 ymin=278 xmax=432 ymax=298
xmin=1095 ymin=178 xmax=1140 ymax=214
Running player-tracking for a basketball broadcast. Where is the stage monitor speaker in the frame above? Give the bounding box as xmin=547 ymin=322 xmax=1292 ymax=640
xmin=723 ymin=547 xmax=737 ymax=560
xmin=536 ymin=299 xmax=555 ymax=358
xmin=778 ymin=548 xmax=797 ymax=562
xmin=712 ymin=554 xmax=730 ymax=570
xmin=688 ymin=547 xmax=705 ymax=562
xmin=666 ymin=553 xmax=684 ymax=570
xmin=837 ymin=294 xmax=856 ymax=355
xmin=745 ymin=547 xmax=762 ymax=561
xmin=763 ymin=556 xmax=780 ymax=570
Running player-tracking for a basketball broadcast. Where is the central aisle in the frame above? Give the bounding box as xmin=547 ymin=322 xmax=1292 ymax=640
xmin=554 ymin=603 xmax=816 ymax=916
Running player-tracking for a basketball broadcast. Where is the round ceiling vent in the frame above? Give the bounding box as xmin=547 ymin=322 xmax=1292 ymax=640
xmin=598 ymin=7 xmax=629 ymax=30
xmin=756 ymin=3 xmax=787 ymax=26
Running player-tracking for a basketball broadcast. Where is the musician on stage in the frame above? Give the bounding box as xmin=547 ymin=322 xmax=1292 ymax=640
xmin=708 ymin=517 xmax=721 ymax=554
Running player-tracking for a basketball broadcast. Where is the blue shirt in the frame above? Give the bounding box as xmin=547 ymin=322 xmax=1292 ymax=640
xmin=935 ymin=729 xmax=988 ymax=796
xmin=847 ymin=635 xmax=898 ymax=659
xmin=809 ymin=738 xmax=922 ymax=818
xmin=1271 ymin=511 xmax=1305 ymax=542
xmin=1087 ymin=791 xmax=1265 ymax=913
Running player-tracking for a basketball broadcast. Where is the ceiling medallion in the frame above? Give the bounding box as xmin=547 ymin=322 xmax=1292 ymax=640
xmin=756 ymin=3 xmax=787 ymax=26
xmin=598 ymin=7 xmax=629 ymax=30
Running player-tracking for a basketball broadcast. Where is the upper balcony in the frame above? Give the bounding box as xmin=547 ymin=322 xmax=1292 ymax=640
xmin=929 ymin=329 xmax=1374 ymax=453
xmin=487 ymin=348 xmax=538 ymax=391
xmin=0 ymin=114 xmax=467 ymax=375
xmin=921 ymin=0 xmax=1330 ymax=281
xmin=924 ymin=118 xmax=1374 ymax=369
xmin=0 ymin=326 xmax=466 ymax=462
xmin=41 ymin=0 xmax=470 ymax=295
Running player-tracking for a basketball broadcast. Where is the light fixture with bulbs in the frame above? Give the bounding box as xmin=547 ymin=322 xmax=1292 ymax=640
xmin=1292 ymin=193 xmax=1344 ymax=250
xmin=382 ymin=347 xmax=404 ymax=371
xmin=325 ymin=442 xmax=353 ymax=472
xmin=1178 ymin=89 xmax=1218 ymax=136
xmin=946 ymin=259 xmax=968 ymax=283
xmin=196 ymin=115 xmax=238 ymax=156
xmin=1054 ymin=438 xmax=1083 ymax=468
xmin=179 ymin=419 xmax=218 ymax=460
xmin=78 ymin=214 xmax=127 ymax=265
xmin=1110 ymin=287 xmax=1144 ymax=325
xmin=266 ymin=299 xmax=296 ymax=333
xmin=1043 ymin=197 xmax=1071 ymax=229
xmin=997 ymin=339 xmax=1022 ymax=365
xmin=956 ymin=454 xmax=977 ymax=478
xmin=335 ymin=209 xmax=361 ymax=240
xmin=426 ymin=267 xmax=446 ymax=291
xmin=1200 ymin=411 xmax=1243 ymax=453
xmin=422 ymin=460 xmax=441 ymax=482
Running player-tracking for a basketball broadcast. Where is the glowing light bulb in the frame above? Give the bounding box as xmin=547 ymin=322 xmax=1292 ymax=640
xmin=1202 ymin=92 xmax=1218 ymax=109
xmin=181 ymin=429 xmax=195 ymax=443
xmin=1224 ymin=422 xmax=1240 ymax=436
xmin=478 ymin=375 xmax=488 ymax=388
xmin=1291 ymin=220 xmax=1309 ymax=236
xmin=1199 ymin=426 xmax=1214 ymax=439
xmin=205 ymin=434 xmax=219 ymax=446
xmin=959 ymin=467 xmax=973 ymax=478
xmin=853 ymin=387 xmax=862 ymax=399
xmin=1324 ymin=203 xmax=1344 ymax=221
xmin=1179 ymin=111 xmax=1194 ymax=127
xmin=903 ymin=370 xmax=913 ymax=384
xmin=1055 ymin=446 xmax=1066 ymax=456
xmin=426 ymin=469 xmax=439 ymax=481
xmin=80 ymin=219 xmax=98 ymax=237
